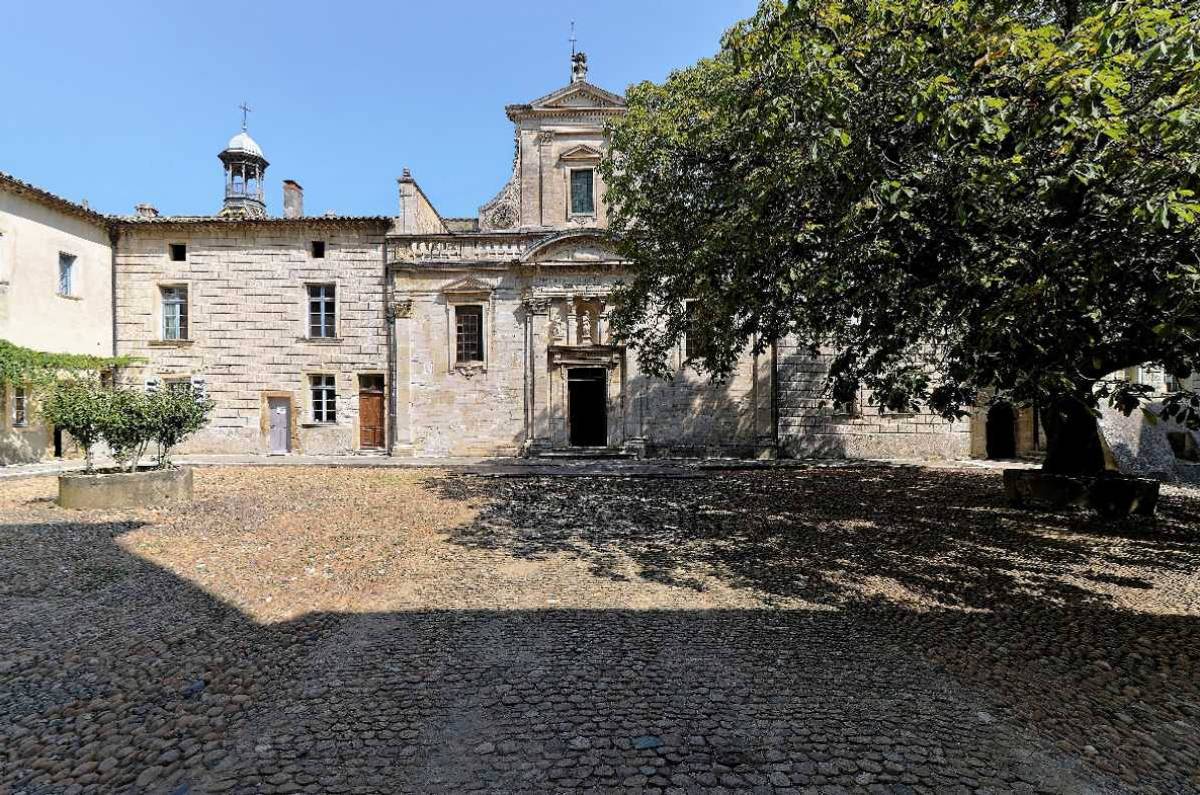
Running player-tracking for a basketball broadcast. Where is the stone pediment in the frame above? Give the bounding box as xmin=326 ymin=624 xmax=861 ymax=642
xmin=520 ymin=231 xmax=622 ymax=267
xmin=534 ymin=83 xmax=625 ymax=109
xmin=558 ymin=144 xmax=603 ymax=163
xmin=441 ymin=275 xmax=494 ymax=295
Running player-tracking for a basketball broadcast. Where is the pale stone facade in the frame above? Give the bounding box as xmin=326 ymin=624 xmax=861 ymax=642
xmin=113 ymin=217 xmax=391 ymax=455
xmin=0 ymin=173 xmax=114 ymax=462
xmin=19 ymin=58 xmax=1179 ymax=464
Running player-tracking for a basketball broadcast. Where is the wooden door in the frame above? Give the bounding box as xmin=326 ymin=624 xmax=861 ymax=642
xmin=268 ymin=397 xmax=291 ymax=454
xmin=359 ymin=376 xmax=385 ymax=449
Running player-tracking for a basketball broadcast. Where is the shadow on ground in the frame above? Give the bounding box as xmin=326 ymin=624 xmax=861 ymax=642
xmin=0 ymin=465 xmax=1197 ymax=793
xmin=431 ymin=465 xmax=1200 ymax=792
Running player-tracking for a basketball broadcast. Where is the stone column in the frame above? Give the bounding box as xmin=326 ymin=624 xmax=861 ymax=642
xmin=391 ymin=298 xmax=414 ymax=455
xmin=753 ymin=338 xmax=777 ymax=459
xmin=526 ymin=297 xmax=551 ymax=451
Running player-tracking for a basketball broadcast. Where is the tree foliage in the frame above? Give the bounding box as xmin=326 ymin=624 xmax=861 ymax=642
xmin=0 ymin=339 xmax=134 ymax=387
xmin=601 ymin=0 xmax=1200 ymax=466
xmin=38 ymin=380 xmax=213 ymax=473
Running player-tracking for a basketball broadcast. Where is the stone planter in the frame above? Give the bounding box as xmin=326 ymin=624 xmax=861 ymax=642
xmin=58 ymin=466 xmax=193 ymax=510
xmin=1003 ymin=469 xmax=1159 ymax=518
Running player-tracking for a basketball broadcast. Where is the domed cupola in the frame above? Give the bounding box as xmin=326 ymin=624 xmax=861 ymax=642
xmin=218 ymin=104 xmax=269 ymax=218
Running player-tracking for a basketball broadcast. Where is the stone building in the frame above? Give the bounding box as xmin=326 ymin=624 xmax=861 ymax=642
xmin=8 ymin=54 xmax=1189 ymax=465
xmin=0 ymin=172 xmax=114 ymax=462
xmin=111 ymin=128 xmax=392 ymax=456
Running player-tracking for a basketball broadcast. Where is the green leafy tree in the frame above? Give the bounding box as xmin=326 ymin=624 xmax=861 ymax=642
xmin=147 ymin=385 xmax=214 ymax=468
xmin=39 ymin=379 xmax=107 ymax=472
xmin=101 ymin=388 xmax=156 ymax=472
xmin=602 ymin=0 xmax=1200 ymax=474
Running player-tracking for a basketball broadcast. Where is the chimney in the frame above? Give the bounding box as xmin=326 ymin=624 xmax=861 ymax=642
xmin=135 ymin=203 xmax=159 ymax=219
xmin=282 ymin=180 xmax=304 ymax=219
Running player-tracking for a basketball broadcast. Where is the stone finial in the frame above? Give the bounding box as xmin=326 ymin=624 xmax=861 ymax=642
xmin=571 ymin=51 xmax=588 ymax=84
xmin=135 ymin=203 xmax=159 ymax=219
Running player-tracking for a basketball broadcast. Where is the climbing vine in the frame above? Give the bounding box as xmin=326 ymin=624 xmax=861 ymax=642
xmin=0 ymin=339 xmax=136 ymax=388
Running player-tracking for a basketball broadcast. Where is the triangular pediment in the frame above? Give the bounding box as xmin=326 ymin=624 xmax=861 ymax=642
xmin=529 ymin=81 xmax=626 ymax=111
xmin=441 ymin=275 xmax=494 ymax=295
xmin=558 ymin=144 xmax=603 ymax=162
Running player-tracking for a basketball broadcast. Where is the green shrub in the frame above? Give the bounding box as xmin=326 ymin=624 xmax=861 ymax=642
xmin=40 ymin=379 xmax=107 ymax=472
xmin=40 ymin=380 xmax=215 ymax=472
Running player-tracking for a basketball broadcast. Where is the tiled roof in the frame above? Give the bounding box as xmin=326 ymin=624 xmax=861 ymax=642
xmin=0 ymin=170 xmax=109 ymax=225
xmin=114 ymin=214 xmax=393 ymax=227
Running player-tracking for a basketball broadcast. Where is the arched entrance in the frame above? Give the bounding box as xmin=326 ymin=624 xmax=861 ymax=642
xmin=986 ymin=402 xmax=1017 ymax=459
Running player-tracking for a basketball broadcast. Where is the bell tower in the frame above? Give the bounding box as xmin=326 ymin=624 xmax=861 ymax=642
xmin=218 ymin=103 xmax=269 ymax=219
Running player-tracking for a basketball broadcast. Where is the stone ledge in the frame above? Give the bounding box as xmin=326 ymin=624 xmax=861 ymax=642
xmin=58 ymin=466 xmax=193 ymax=509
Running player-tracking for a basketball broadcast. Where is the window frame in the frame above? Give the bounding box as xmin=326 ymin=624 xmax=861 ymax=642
xmin=311 ymin=240 xmax=326 ymax=259
xmin=569 ymin=167 xmax=596 ymax=217
xmin=161 ymin=285 xmax=189 ymax=341
xmin=454 ymin=304 xmax=485 ymax=364
xmin=12 ymin=385 xmax=28 ymax=427
xmin=309 ymin=374 xmax=337 ymax=424
xmin=169 ymin=243 xmax=187 ymax=262
xmin=307 ymin=283 xmax=337 ymax=339
xmin=57 ymin=252 xmax=76 ymax=297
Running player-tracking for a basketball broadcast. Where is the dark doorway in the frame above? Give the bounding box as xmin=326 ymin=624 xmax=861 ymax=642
xmin=53 ymin=427 xmax=64 ymax=458
xmin=568 ymin=368 xmax=607 ymax=447
xmin=358 ymin=375 xmax=386 ymax=450
xmin=986 ymin=402 xmax=1017 ymax=459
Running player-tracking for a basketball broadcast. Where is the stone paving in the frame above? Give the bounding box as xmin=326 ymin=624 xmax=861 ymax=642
xmin=1 ymin=465 xmax=1198 ymax=794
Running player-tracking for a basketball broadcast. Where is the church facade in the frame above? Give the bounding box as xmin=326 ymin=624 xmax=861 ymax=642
xmin=2 ymin=56 xmax=1036 ymax=463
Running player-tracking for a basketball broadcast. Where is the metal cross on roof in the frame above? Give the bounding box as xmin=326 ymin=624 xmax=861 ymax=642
xmin=570 ymin=21 xmax=577 ymax=57
xmin=239 ymin=101 xmax=252 ymax=131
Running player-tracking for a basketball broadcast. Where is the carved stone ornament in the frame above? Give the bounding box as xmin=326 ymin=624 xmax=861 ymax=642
xmin=538 ymin=130 xmax=555 ymax=145
xmin=388 ymin=299 xmax=413 ymax=320
xmin=487 ymin=202 xmax=518 ymax=229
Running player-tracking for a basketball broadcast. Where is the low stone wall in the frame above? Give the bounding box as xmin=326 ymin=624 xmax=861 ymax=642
xmin=58 ymin=466 xmax=193 ymax=509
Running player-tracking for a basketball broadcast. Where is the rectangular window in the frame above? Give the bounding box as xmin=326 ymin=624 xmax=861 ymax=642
xmin=161 ymin=286 xmax=189 ymax=340
xmin=684 ymin=301 xmax=702 ymax=361
xmin=13 ymin=386 xmax=28 ymax=427
xmin=169 ymin=244 xmax=187 ymax=262
xmin=311 ymin=241 xmax=326 ymax=259
xmin=455 ymin=305 xmax=484 ymax=363
xmin=310 ymin=375 xmax=337 ymax=423
xmin=58 ymin=253 xmax=75 ymax=296
xmin=570 ymin=168 xmax=595 ymax=215
xmin=308 ymin=284 xmax=336 ymax=338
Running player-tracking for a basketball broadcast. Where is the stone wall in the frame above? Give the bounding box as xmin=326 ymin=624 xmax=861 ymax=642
xmin=392 ymin=260 xmax=771 ymax=459
xmin=776 ymin=337 xmax=970 ymax=460
xmin=114 ymin=222 xmax=389 ymax=455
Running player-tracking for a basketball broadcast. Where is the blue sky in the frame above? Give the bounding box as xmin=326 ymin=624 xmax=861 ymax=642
xmin=1 ymin=1 xmax=758 ymax=219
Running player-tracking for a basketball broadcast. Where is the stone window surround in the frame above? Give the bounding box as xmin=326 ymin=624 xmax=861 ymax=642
xmin=305 ymin=372 xmax=339 ymax=426
xmin=154 ymin=280 xmax=193 ymax=344
xmin=442 ymin=281 xmax=495 ymax=377
xmin=559 ymin=145 xmax=602 ymax=222
xmin=301 ymin=280 xmax=342 ymax=343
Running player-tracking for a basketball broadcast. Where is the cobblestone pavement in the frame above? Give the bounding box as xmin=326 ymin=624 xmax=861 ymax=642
xmin=1 ymin=466 xmax=1198 ymax=794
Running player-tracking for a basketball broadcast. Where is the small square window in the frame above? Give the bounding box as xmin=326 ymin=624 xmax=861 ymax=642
xmin=311 ymin=241 xmax=326 ymax=259
xmin=169 ymin=244 xmax=187 ymax=262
